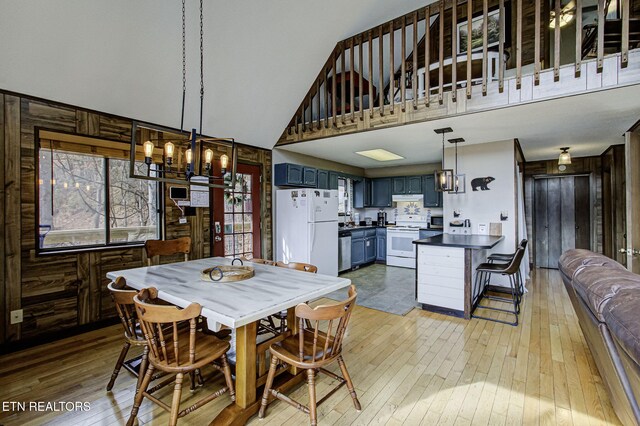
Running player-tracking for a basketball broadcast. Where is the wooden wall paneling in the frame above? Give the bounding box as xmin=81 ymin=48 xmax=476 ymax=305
xmin=77 ymin=253 xmax=91 ymax=324
xmin=614 ymin=146 xmax=627 ymax=264
xmin=0 ymin=94 xmax=5 ymax=342
xmin=560 ymin=177 xmax=576 ymax=253
xmin=626 ymin=129 xmax=640 ymax=273
xmin=99 ymin=116 xmax=131 ymax=142
xmin=5 ymin=95 xmax=22 ymax=342
xmin=575 ymin=175 xmax=591 ymax=249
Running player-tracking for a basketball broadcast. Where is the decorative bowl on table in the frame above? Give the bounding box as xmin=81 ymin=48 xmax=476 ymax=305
xmin=201 ymin=265 xmax=255 ymax=282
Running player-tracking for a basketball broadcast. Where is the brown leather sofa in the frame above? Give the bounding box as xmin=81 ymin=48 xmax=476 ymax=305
xmin=559 ymin=249 xmax=640 ymax=426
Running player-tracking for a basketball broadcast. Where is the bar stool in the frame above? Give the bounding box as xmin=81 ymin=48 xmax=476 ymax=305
xmin=486 ymin=239 xmax=528 ymax=302
xmin=472 ymin=246 xmax=526 ymax=326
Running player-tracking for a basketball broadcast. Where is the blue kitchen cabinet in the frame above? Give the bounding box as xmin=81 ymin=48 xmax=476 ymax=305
xmin=376 ymin=227 xmax=387 ymax=262
xmin=365 ymin=236 xmax=376 ymax=263
xmin=371 ymin=178 xmax=392 ymax=207
xmin=274 ymin=163 xmax=304 ymax=186
xmin=351 ymin=230 xmax=366 ymax=267
xmin=392 ymin=177 xmax=406 ymax=194
xmin=303 ymin=167 xmax=317 ymax=187
xmin=407 ymin=176 xmax=423 ymax=194
xmin=353 ymin=178 xmax=371 ymax=208
xmin=329 ymin=171 xmax=339 ymax=190
xmin=317 ymin=169 xmax=329 ymax=189
xmin=423 ymin=174 xmax=442 ymax=207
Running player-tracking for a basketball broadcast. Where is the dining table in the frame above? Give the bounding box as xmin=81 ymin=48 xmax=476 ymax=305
xmin=106 ymin=257 xmax=352 ymax=425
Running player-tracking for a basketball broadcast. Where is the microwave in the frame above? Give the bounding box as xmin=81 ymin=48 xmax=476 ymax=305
xmin=430 ymin=216 xmax=444 ymax=229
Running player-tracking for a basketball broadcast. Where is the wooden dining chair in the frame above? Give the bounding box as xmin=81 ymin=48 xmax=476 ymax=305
xmin=259 ymin=285 xmax=361 ymax=425
xmin=127 ymin=287 xmax=235 ymax=426
xmin=144 ymin=237 xmax=191 ymax=266
xmin=106 ymin=277 xmax=149 ymax=392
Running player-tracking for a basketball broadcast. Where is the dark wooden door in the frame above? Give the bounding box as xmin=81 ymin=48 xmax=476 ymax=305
xmin=534 ymin=175 xmax=591 ymax=269
xmin=211 ymin=163 xmax=262 ymax=259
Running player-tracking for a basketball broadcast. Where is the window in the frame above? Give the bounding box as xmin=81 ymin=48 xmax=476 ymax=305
xmin=223 ymin=170 xmax=257 ymax=259
xmin=38 ymin=148 xmax=160 ymax=251
xmin=338 ymin=177 xmax=353 ymax=216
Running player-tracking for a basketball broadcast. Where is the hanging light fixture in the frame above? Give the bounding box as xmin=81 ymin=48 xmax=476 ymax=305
xmin=434 ymin=127 xmax=454 ymax=192
xmin=448 ymin=138 xmax=466 ymax=194
xmin=129 ymin=0 xmax=237 ymax=189
xmin=558 ymin=147 xmax=572 ymax=165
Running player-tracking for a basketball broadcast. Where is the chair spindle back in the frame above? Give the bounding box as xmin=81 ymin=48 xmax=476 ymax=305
xmin=144 ymin=237 xmax=191 ymax=266
xmin=276 ymin=261 xmax=318 ymax=273
xmin=108 ymin=277 xmax=144 ymax=341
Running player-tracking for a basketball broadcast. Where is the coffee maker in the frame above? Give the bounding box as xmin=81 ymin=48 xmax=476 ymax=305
xmin=377 ymin=210 xmax=387 ymax=227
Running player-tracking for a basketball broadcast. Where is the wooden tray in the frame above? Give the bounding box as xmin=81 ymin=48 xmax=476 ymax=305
xmin=201 ymin=265 xmax=255 ymax=282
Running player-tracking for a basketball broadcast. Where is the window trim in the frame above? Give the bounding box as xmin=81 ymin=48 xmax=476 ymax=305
xmin=34 ymin=127 xmax=163 ymax=255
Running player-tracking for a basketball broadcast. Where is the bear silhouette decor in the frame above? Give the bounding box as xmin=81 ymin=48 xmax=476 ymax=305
xmin=471 ymin=176 xmax=495 ymax=191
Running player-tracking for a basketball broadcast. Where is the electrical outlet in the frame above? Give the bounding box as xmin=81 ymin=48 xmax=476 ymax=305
xmin=10 ymin=309 xmax=23 ymax=324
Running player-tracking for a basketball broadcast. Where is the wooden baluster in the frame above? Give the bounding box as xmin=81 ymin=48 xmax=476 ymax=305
xmin=597 ymin=0 xmax=605 ymax=72
xmin=516 ymin=0 xmax=522 ymax=88
xmin=295 ymin=108 xmax=299 ymax=134
xmin=324 ymin=62 xmax=329 ymax=128
xmin=401 ymin=16 xmax=407 ymax=111
xmin=332 ymin=52 xmax=337 ymax=126
xmin=350 ymin=38 xmax=355 ymax=122
xmin=310 ymin=88 xmax=314 ymax=131
xmin=438 ymin=0 xmax=444 ymax=104
xmin=341 ymin=42 xmax=346 ymax=124
xmin=499 ymin=0 xmax=505 ymax=92
xmin=534 ymin=0 xmax=541 ymax=84
xmin=452 ymin=2 xmax=457 ymax=102
xmin=369 ymin=31 xmax=374 ymax=118
xmin=378 ymin=26 xmax=385 ymax=116
xmin=554 ymin=0 xmax=561 ymax=81
xmin=482 ymin=0 xmax=488 ymax=95
xmin=359 ymin=37 xmax=364 ymax=121
xmin=622 ymin=0 xmax=629 ymax=68
xmin=413 ymin=11 xmax=418 ymax=109
xmin=425 ymin=5 xmax=431 ymax=106
xmin=316 ymin=78 xmax=321 ymax=130
xmin=466 ymin=0 xmax=472 ymax=99
xmin=390 ymin=20 xmax=395 ymax=113
xmin=302 ymin=100 xmax=306 ymax=133
xmin=575 ymin=0 xmax=582 ymax=77
xmin=287 ymin=119 xmax=293 ymax=135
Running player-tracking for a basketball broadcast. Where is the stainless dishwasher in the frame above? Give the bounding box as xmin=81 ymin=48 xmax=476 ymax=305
xmin=338 ymin=231 xmax=352 ymax=273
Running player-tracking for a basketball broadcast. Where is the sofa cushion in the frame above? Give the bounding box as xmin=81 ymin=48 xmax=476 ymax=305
xmin=604 ymin=288 xmax=640 ymax=366
xmin=572 ymin=267 xmax=640 ymax=322
xmin=558 ymin=249 xmax=623 ymax=284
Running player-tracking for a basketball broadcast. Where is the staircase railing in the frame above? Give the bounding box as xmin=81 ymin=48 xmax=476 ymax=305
xmin=283 ymin=0 xmax=638 ymax=138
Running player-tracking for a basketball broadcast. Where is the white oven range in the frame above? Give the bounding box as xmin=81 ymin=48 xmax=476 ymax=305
xmin=386 ymin=215 xmax=428 ymax=268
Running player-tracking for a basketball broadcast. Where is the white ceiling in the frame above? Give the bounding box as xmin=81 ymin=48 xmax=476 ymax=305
xmin=0 ymin=0 xmax=435 ymax=150
xmin=278 ymin=84 xmax=640 ymax=166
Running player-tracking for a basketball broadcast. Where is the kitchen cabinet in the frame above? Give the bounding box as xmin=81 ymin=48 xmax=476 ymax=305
xmin=365 ymin=236 xmax=376 ymax=263
xmin=351 ymin=230 xmax=366 ymax=267
xmin=423 ymin=174 xmax=442 ymax=207
xmin=329 ymin=171 xmax=339 ymax=190
xmin=353 ymin=178 xmax=371 ymax=208
xmin=317 ymin=169 xmax=329 ymax=189
xmin=376 ymin=227 xmax=387 ymax=262
xmin=407 ymin=176 xmax=423 ymax=194
xmin=392 ymin=177 xmax=406 ymax=194
xmin=274 ymin=163 xmax=304 ymax=186
xmin=303 ymin=167 xmax=317 ymax=187
xmin=371 ymin=178 xmax=392 ymax=207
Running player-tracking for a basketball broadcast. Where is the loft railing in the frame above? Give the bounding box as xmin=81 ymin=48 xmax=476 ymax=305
xmin=282 ymin=0 xmax=638 ymax=139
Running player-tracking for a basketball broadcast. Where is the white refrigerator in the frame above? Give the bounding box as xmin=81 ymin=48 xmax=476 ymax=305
xmin=276 ymin=188 xmax=339 ymax=276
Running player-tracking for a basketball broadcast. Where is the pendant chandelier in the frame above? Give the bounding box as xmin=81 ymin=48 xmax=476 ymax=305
xmin=448 ymin=138 xmax=466 ymax=194
xmin=434 ymin=127 xmax=453 ymax=192
xmin=129 ymin=0 xmax=237 ymax=189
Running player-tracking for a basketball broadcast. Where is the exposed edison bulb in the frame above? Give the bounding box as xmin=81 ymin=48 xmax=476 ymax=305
xmin=164 ymin=142 xmax=175 ymax=159
xmin=204 ymin=148 xmax=214 ymax=165
xmin=63 ymin=182 xmax=68 ymax=189
xmin=38 ymin=178 xmax=44 ymax=185
xmin=75 ymin=182 xmax=80 ymax=188
xmin=86 ymin=185 xmax=91 ymax=191
xmin=220 ymin=154 xmax=229 ymax=171
xmin=185 ymin=149 xmax=193 ymax=164
xmin=143 ymin=140 xmax=154 ymax=158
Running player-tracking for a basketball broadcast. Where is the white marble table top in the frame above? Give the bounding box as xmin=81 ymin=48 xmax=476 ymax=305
xmin=106 ymin=257 xmax=351 ymax=329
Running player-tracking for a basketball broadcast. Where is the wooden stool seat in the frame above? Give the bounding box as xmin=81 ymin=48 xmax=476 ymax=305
xmin=273 ymin=331 xmax=336 ymax=367
xmin=149 ymin=329 xmax=230 ymax=372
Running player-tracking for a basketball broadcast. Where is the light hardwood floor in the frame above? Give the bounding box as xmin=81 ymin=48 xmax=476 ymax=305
xmin=0 ymin=269 xmax=622 ymax=425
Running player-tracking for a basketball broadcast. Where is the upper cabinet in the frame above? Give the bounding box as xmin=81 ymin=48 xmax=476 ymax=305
xmin=392 ymin=177 xmax=406 ymax=194
xmin=371 ymin=178 xmax=392 ymax=207
xmin=353 ymin=178 xmax=371 ymax=208
xmin=317 ymin=169 xmax=329 ymax=189
xmin=274 ymin=163 xmax=338 ymax=189
xmin=406 ymin=176 xmax=423 ymax=194
xmin=328 ymin=172 xmax=339 ymax=190
xmin=423 ymin=174 xmax=442 ymax=207
xmin=274 ymin=163 xmax=304 ymax=186
xmin=302 ymin=167 xmax=317 ymax=187
xmin=391 ymin=176 xmax=423 ymax=194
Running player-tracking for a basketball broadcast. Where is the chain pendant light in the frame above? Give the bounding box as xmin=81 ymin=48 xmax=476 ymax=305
xmin=447 ymin=138 xmax=466 ymax=194
xmin=434 ymin=127 xmax=454 ymax=192
xmin=129 ymin=0 xmax=237 ymax=189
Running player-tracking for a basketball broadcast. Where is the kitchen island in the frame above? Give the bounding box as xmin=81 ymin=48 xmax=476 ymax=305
xmin=413 ymin=234 xmax=504 ymax=319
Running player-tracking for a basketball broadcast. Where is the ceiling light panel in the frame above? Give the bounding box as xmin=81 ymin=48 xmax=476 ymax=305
xmin=355 ymin=149 xmax=404 ymax=161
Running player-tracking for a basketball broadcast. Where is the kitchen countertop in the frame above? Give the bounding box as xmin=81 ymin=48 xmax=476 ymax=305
xmin=413 ymin=233 xmax=504 ymax=249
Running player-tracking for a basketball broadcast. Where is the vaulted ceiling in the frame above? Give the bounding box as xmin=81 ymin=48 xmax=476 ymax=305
xmin=0 ymin=0 xmax=433 ymax=149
